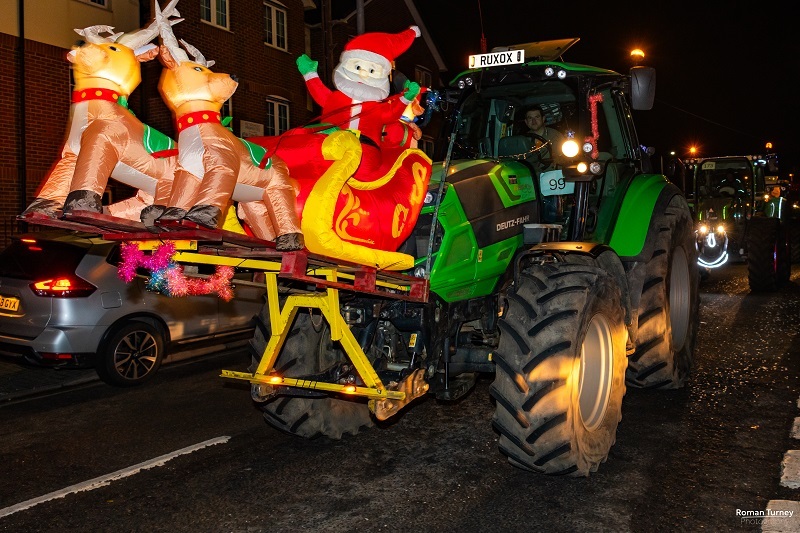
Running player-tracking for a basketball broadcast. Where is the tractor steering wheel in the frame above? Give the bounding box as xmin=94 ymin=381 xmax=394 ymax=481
xmin=522 ymin=132 xmax=554 ymax=170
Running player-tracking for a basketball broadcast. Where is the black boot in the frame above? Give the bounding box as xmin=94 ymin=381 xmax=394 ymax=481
xmin=63 ymin=190 xmax=102 ymax=216
xmin=140 ymin=205 xmax=166 ymax=230
xmin=155 ymin=207 xmax=188 ymax=226
xmin=21 ymin=198 xmax=61 ymax=218
xmin=275 ymin=232 xmax=304 ymax=251
xmin=183 ymin=205 xmax=222 ymax=229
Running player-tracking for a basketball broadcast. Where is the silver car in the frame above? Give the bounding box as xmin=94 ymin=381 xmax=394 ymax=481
xmin=0 ymin=230 xmax=265 ymax=386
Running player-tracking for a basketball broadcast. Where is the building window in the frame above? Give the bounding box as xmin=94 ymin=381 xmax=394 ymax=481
xmin=76 ymin=0 xmax=108 ymax=6
xmin=266 ymin=97 xmax=289 ymax=136
xmin=264 ymin=1 xmax=288 ymax=51
xmin=201 ymin=0 xmax=228 ymax=29
xmin=221 ymin=98 xmax=232 ymax=119
xmin=419 ymin=136 xmax=435 ymax=159
xmin=415 ymin=66 xmax=432 ymax=88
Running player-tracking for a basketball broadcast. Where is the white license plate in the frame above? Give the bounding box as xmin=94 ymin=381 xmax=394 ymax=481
xmin=468 ymin=50 xmax=525 ymax=69
xmin=0 ymin=295 xmax=20 ymax=312
xmin=539 ymin=170 xmax=575 ymax=197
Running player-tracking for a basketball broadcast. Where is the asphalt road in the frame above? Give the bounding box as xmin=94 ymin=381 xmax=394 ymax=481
xmin=0 ymin=263 xmax=798 ymax=532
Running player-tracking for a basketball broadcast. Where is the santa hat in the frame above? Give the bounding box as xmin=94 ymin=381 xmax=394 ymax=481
xmin=340 ymin=26 xmax=421 ymax=73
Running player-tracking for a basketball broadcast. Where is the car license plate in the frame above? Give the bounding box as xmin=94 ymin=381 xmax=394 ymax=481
xmin=0 ymin=295 xmax=20 ymax=312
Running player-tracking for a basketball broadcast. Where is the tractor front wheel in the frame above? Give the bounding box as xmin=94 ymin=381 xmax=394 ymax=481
xmin=250 ymin=307 xmax=374 ymax=439
xmin=491 ymin=260 xmax=628 ymax=476
xmin=627 ymin=195 xmax=699 ymax=389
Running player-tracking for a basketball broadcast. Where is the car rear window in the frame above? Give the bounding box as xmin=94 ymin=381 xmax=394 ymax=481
xmin=0 ymin=239 xmax=89 ymax=280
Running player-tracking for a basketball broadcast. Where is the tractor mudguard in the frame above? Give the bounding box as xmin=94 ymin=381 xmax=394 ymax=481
xmin=609 ymin=175 xmax=677 ymax=259
xmin=519 ymin=242 xmax=633 ymax=325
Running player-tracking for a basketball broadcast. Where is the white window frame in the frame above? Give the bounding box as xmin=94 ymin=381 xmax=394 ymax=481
xmin=265 ymin=96 xmax=290 ymax=136
xmin=201 ymin=0 xmax=229 ymax=30
xmin=76 ymin=0 xmax=109 ymax=7
xmin=264 ymin=1 xmax=288 ymax=51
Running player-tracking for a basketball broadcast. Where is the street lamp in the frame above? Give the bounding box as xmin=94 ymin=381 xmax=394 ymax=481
xmin=630 ymin=48 xmax=645 ymax=64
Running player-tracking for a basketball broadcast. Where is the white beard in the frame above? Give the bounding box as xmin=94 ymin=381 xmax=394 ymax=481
xmin=334 ymin=66 xmax=389 ymax=102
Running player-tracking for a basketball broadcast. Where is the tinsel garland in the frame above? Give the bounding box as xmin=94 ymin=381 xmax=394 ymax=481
xmin=117 ymin=241 xmax=235 ymax=301
xmin=584 ymin=93 xmax=605 ymax=160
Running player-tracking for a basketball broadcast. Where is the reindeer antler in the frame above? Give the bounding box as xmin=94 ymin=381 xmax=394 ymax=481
xmin=118 ymin=0 xmax=182 ymax=51
xmin=157 ymin=2 xmax=190 ymax=64
xmin=179 ymin=39 xmax=215 ymax=68
xmin=74 ymin=25 xmax=123 ymax=44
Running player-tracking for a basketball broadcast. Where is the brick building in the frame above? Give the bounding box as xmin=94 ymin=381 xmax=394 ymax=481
xmin=0 ymin=0 xmax=448 ymax=246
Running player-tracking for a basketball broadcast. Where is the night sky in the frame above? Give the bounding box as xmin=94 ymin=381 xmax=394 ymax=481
xmin=415 ymin=1 xmax=798 ymax=173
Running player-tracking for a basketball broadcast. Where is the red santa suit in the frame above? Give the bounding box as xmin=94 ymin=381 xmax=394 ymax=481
xmin=303 ymin=78 xmax=411 ymax=146
xmin=300 ymin=25 xmax=421 ymax=163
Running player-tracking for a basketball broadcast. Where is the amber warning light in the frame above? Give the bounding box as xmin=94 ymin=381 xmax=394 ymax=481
xmin=469 ymin=49 xmax=525 ymax=69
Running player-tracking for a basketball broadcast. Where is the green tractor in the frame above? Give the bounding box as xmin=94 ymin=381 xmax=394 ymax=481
xmin=686 ymin=154 xmax=792 ymax=290
xmin=250 ymin=38 xmax=700 ymax=477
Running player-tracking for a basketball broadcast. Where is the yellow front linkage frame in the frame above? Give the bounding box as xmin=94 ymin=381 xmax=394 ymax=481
xmin=156 ymin=243 xmax=429 ymax=420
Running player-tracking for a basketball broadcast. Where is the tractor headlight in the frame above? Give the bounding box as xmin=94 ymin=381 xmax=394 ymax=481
xmin=698 ymin=224 xmax=709 ymax=235
xmin=716 ymin=224 xmax=725 ymax=234
xmin=561 ymin=139 xmax=580 ymax=158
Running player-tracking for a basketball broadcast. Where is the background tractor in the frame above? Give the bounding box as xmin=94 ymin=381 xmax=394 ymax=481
xmin=685 ymin=154 xmax=793 ymax=289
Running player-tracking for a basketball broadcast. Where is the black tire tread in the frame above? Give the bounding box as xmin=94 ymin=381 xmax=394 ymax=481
xmin=626 ymin=195 xmax=699 ymax=389
xmin=491 ymin=261 xmax=627 ymax=477
xmin=252 ymin=307 xmax=374 ymax=439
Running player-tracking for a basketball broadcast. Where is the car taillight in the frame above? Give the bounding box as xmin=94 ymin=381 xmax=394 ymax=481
xmin=30 ymin=276 xmax=96 ymax=297
xmin=40 ymin=353 xmax=74 ymax=361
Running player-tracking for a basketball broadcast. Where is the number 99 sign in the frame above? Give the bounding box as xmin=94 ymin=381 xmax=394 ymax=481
xmin=539 ymin=170 xmax=575 ymax=197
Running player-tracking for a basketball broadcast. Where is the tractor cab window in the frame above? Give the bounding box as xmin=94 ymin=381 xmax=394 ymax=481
xmin=697 ymin=162 xmax=748 ymax=199
xmin=451 ymin=80 xmax=578 ymax=164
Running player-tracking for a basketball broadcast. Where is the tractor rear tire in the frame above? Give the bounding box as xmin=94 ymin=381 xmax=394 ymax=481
xmin=627 ymin=195 xmax=699 ymax=389
xmin=491 ymin=260 xmax=628 ymax=476
xmin=250 ymin=307 xmax=374 ymax=439
xmin=746 ymin=217 xmax=791 ymax=292
xmin=790 ymin=221 xmax=800 ymax=264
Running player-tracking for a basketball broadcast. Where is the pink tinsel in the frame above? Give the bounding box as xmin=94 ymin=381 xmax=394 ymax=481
xmin=118 ymin=241 xmax=234 ymax=300
xmin=118 ymin=241 xmax=176 ymax=282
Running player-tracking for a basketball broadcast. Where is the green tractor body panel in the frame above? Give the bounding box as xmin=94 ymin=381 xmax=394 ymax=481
xmin=420 ymin=160 xmax=537 ymax=302
xmin=607 ymin=174 xmax=669 ymax=257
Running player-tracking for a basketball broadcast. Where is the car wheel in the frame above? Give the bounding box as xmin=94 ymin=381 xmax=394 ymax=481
xmin=96 ymin=321 xmax=165 ymax=387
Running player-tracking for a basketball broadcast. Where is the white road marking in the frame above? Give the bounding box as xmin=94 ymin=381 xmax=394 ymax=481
xmin=781 ymin=450 xmax=800 ymax=489
xmin=765 ymin=397 xmax=800 ymax=531
xmin=0 ymin=436 xmax=230 ymax=518
xmin=762 ymin=500 xmax=800 ymax=532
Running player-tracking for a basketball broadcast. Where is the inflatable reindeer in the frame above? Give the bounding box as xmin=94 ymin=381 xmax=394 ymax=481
xmin=153 ymin=21 xmax=303 ymax=250
xmin=22 ymin=0 xmax=182 ymax=220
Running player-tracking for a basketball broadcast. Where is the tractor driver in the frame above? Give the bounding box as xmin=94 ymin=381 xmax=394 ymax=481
xmin=524 ymin=106 xmax=566 ymax=171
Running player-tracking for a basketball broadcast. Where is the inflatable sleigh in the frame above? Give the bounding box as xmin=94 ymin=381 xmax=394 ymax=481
xmin=248 ymin=125 xmax=432 ymax=271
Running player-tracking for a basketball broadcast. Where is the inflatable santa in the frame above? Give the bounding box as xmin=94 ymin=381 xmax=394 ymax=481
xmin=296 ymin=25 xmax=422 ymax=162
